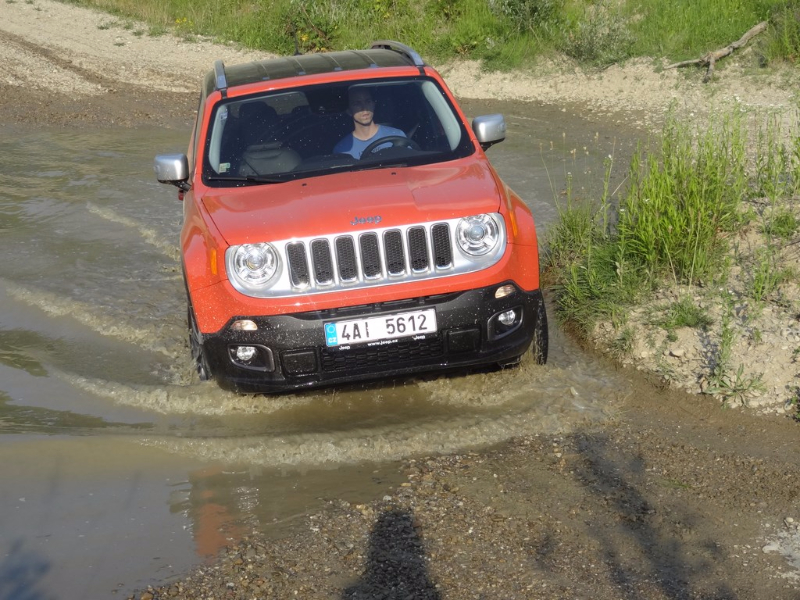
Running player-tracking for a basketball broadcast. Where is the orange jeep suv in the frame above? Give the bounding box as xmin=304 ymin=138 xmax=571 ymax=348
xmin=155 ymin=40 xmax=547 ymax=393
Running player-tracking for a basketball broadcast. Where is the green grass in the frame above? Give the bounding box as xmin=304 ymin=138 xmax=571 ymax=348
xmin=654 ymin=297 xmax=714 ymax=332
xmin=56 ymin=0 xmax=800 ymax=68
xmin=544 ymin=108 xmax=750 ymax=335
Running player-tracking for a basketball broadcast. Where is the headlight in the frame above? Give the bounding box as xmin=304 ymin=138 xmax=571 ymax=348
xmin=230 ymin=243 xmax=279 ymax=286
xmin=456 ymin=214 xmax=501 ymax=256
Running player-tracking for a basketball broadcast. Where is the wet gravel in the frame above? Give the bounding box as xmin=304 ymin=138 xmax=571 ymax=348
xmin=130 ymin=381 xmax=800 ymax=600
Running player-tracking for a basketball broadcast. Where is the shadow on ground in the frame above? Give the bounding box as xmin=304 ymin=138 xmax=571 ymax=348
xmin=343 ymin=507 xmax=440 ymax=600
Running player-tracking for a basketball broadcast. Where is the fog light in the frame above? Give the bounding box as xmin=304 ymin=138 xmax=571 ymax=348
xmin=494 ymin=284 xmax=515 ymax=299
xmin=498 ymin=309 xmax=517 ymax=326
xmin=235 ymin=346 xmax=257 ymax=362
xmin=231 ymin=319 xmax=258 ymax=331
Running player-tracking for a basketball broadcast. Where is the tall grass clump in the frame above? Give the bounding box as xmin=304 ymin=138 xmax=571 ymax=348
xmin=559 ymin=0 xmax=634 ymax=66
xmin=760 ymin=3 xmax=800 ymax=65
xmin=544 ymin=110 xmax=749 ymax=335
xmin=618 ymin=111 xmax=747 ymax=284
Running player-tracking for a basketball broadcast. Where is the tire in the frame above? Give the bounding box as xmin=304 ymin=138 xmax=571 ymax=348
xmin=188 ymin=304 xmax=212 ymax=381
xmin=498 ymin=296 xmax=549 ymax=368
xmin=530 ymin=297 xmax=549 ymax=365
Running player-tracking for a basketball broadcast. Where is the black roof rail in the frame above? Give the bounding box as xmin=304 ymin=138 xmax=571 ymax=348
xmin=369 ymin=40 xmax=425 ymax=67
xmin=213 ymin=59 xmax=228 ymax=92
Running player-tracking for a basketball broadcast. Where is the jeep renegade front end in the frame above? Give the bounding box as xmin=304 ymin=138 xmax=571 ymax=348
xmin=155 ymin=41 xmax=547 ymax=393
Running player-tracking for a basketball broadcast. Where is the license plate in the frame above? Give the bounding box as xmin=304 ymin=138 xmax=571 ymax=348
xmin=324 ymin=308 xmax=437 ymax=348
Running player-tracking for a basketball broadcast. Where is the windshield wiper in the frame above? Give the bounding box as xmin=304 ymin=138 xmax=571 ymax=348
xmin=359 ymin=162 xmax=409 ymax=171
xmin=206 ymin=174 xmax=287 ymax=184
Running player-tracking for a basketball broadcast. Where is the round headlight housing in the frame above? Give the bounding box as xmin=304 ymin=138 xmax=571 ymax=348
xmin=232 ymin=243 xmax=279 ymax=286
xmin=456 ymin=214 xmax=500 ymax=257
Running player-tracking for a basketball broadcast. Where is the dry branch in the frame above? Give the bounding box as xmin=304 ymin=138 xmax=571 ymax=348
xmin=665 ymin=21 xmax=768 ymax=82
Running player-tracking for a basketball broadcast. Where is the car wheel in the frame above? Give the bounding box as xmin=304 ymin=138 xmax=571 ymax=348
xmin=530 ymin=298 xmax=549 ymax=365
xmin=188 ymin=304 xmax=212 ymax=381
xmin=497 ymin=298 xmax=549 ymax=369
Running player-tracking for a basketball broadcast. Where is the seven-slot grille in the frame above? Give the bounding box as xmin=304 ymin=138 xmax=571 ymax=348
xmin=288 ymin=223 xmax=452 ymax=289
xmin=225 ymin=213 xmax=507 ymax=298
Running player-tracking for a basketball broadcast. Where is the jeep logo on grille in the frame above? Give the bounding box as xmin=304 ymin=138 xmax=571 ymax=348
xmin=351 ymin=216 xmax=382 ymax=226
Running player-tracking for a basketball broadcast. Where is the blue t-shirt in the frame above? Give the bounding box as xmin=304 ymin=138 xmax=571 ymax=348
xmin=334 ymin=125 xmax=406 ymax=159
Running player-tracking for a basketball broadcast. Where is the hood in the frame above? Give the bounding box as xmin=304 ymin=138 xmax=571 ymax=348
xmin=201 ymin=157 xmax=502 ymax=245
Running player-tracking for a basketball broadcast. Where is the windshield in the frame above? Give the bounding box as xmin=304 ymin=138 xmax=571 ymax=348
xmin=202 ymin=77 xmax=474 ymax=186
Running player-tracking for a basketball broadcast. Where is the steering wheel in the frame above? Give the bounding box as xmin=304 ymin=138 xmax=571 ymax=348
xmin=361 ymin=135 xmax=421 ymax=157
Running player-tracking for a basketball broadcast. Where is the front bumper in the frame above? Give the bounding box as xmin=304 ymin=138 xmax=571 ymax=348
xmin=201 ymin=282 xmax=544 ymax=393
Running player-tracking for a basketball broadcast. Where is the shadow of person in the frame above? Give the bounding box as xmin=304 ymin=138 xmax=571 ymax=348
xmin=0 ymin=539 xmax=52 ymax=600
xmin=342 ymin=507 xmax=441 ymax=600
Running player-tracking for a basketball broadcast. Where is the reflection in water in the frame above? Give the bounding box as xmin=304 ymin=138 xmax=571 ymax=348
xmin=0 ymin=540 xmax=53 ymax=600
xmin=174 ymin=467 xmax=249 ymax=560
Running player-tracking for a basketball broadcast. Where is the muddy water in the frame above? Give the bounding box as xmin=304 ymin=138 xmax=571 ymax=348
xmin=0 ymin=102 xmax=642 ymax=598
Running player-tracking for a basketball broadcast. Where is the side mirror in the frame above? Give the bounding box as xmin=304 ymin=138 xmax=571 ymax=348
xmin=154 ymin=154 xmax=190 ymax=191
xmin=472 ymin=114 xmax=506 ymax=151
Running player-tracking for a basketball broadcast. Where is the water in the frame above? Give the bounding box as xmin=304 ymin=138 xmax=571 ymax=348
xmin=0 ymin=102 xmax=642 ymax=598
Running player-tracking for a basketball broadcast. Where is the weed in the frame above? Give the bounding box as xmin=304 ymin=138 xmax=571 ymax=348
xmin=655 ymin=296 xmax=714 ymax=332
xmin=755 ymin=112 xmax=797 ymax=201
xmin=706 ymin=363 xmax=766 ymax=407
xmin=705 ymin=296 xmax=765 ymax=406
xmin=610 ymin=326 xmax=636 ymax=358
xmin=788 ymin=389 xmax=800 ymax=422
xmin=749 ymin=246 xmax=790 ymax=302
xmin=762 ymin=207 xmax=798 ymax=240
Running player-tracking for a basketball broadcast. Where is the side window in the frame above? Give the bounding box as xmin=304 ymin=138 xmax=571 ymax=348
xmin=421 ymin=81 xmax=462 ymax=151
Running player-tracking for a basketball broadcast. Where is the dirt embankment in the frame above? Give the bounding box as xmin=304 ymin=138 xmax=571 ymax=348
xmin=5 ymin=1 xmax=800 ymax=599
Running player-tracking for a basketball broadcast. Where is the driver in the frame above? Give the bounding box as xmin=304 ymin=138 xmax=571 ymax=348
xmin=334 ymin=87 xmax=405 ymax=159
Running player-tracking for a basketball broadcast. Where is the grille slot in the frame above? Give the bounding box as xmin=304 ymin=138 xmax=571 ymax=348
xmin=287 ymin=243 xmax=309 ymax=287
xmin=432 ymin=223 xmax=452 ymax=268
xmin=335 ymin=237 xmax=358 ymax=282
xmin=360 ymin=233 xmax=381 ymax=278
xmin=384 ymin=230 xmax=405 ymax=276
xmin=311 ymin=239 xmax=333 ymax=284
xmin=407 ymin=227 xmax=428 ymax=272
